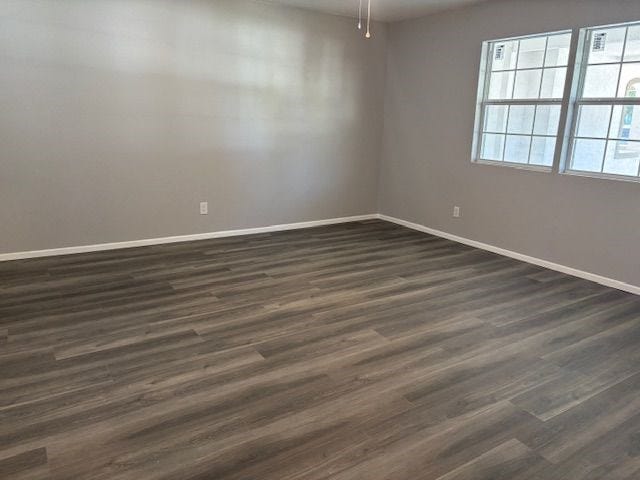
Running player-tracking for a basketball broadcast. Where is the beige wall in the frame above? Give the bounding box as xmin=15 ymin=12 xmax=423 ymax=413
xmin=380 ymin=0 xmax=640 ymax=287
xmin=0 ymin=0 xmax=386 ymax=253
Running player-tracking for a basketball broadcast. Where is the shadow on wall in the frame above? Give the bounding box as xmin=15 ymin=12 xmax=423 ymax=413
xmin=2 ymin=0 xmax=362 ymax=146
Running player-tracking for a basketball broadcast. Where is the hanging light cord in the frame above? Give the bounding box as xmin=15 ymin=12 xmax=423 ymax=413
xmin=358 ymin=0 xmax=362 ymax=29
xmin=365 ymin=0 xmax=372 ymax=38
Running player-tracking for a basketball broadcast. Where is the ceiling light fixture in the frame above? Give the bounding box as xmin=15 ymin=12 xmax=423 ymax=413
xmin=357 ymin=0 xmax=372 ymax=38
xmin=365 ymin=0 xmax=372 ymax=38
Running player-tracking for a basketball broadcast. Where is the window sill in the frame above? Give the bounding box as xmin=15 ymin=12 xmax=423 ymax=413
xmin=561 ymin=169 xmax=640 ymax=184
xmin=472 ymin=159 xmax=553 ymax=173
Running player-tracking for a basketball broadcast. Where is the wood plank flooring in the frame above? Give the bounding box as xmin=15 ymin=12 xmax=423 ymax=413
xmin=1 ymin=219 xmax=640 ymax=479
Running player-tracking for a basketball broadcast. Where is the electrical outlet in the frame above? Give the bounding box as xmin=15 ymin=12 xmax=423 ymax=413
xmin=200 ymin=202 xmax=208 ymax=215
xmin=453 ymin=206 xmax=461 ymax=218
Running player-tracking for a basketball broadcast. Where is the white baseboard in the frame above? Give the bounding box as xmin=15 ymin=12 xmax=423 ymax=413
xmin=0 ymin=214 xmax=378 ymax=262
xmin=2 ymin=212 xmax=638 ymax=296
xmin=378 ymin=214 xmax=640 ymax=296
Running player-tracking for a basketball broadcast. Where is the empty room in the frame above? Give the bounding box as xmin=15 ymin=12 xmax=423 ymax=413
xmin=2 ymin=0 xmax=640 ymax=478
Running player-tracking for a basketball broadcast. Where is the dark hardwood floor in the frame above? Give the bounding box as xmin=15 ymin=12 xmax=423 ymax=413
xmin=1 ymin=220 xmax=640 ymax=479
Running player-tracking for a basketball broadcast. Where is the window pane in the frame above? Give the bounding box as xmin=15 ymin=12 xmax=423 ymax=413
xmin=483 ymin=105 xmax=509 ymax=132
xmin=587 ymin=27 xmax=626 ymax=64
xmin=603 ymin=141 xmax=640 ymax=176
xmin=545 ymin=33 xmax=571 ymax=67
xmin=491 ymin=40 xmax=519 ymax=71
xmin=617 ymin=63 xmax=640 ymax=98
xmin=582 ymin=64 xmax=620 ymax=98
xmin=518 ymin=36 xmax=546 ymax=69
xmin=513 ymin=69 xmax=542 ymax=99
xmin=488 ymin=71 xmax=515 ymax=99
xmin=540 ymin=67 xmax=567 ymax=98
xmin=610 ymin=105 xmax=640 ymax=140
xmin=534 ymin=105 xmax=561 ymax=136
xmin=625 ymin=26 xmax=640 ymax=62
xmin=530 ymin=136 xmax=557 ymax=166
xmin=571 ymin=138 xmax=606 ymax=172
xmin=481 ymin=134 xmax=505 ymax=161
xmin=504 ymin=135 xmax=531 ymax=164
xmin=507 ymin=105 xmax=535 ymax=134
xmin=576 ymin=105 xmax=612 ymax=138
xmin=491 ymin=40 xmax=518 ymax=72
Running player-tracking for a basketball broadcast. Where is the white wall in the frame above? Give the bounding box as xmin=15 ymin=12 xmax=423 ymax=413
xmin=0 ymin=0 xmax=387 ymax=253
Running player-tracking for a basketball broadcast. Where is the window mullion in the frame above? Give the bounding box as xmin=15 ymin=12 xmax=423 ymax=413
xmin=600 ymin=140 xmax=609 ymax=173
xmin=484 ymin=99 xmax=562 ymax=106
xmin=577 ymin=98 xmax=640 ymax=105
xmin=602 ymin=100 xmax=617 ymax=173
xmin=612 ymin=28 xmax=629 ymax=98
xmin=557 ymin=28 xmax=584 ymax=173
xmin=502 ymin=105 xmax=511 ymax=161
xmin=536 ymin=37 xmax=550 ymax=100
xmin=528 ymin=106 xmax=538 ymax=164
xmin=509 ymin=41 xmax=520 ymax=100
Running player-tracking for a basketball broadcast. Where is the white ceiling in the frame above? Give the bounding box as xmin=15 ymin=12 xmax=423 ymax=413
xmin=260 ymin=0 xmax=488 ymax=22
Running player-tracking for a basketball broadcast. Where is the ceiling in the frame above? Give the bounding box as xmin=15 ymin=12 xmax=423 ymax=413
xmin=260 ymin=0 xmax=488 ymax=22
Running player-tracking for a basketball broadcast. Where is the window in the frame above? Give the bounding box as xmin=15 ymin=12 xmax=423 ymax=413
xmin=473 ymin=21 xmax=640 ymax=182
xmin=567 ymin=23 xmax=640 ymax=179
xmin=475 ymin=31 xmax=572 ymax=167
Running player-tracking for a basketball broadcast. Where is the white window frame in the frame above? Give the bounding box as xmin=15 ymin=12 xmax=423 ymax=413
xmin=562 ymin=21 xmax=640 ymax=183
xmin=472 ymin=30 xmax=573 ymax=172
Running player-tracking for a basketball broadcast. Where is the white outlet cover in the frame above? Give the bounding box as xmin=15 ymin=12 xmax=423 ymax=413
xmin=200 ymin=202 xmax=208 ymax=215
